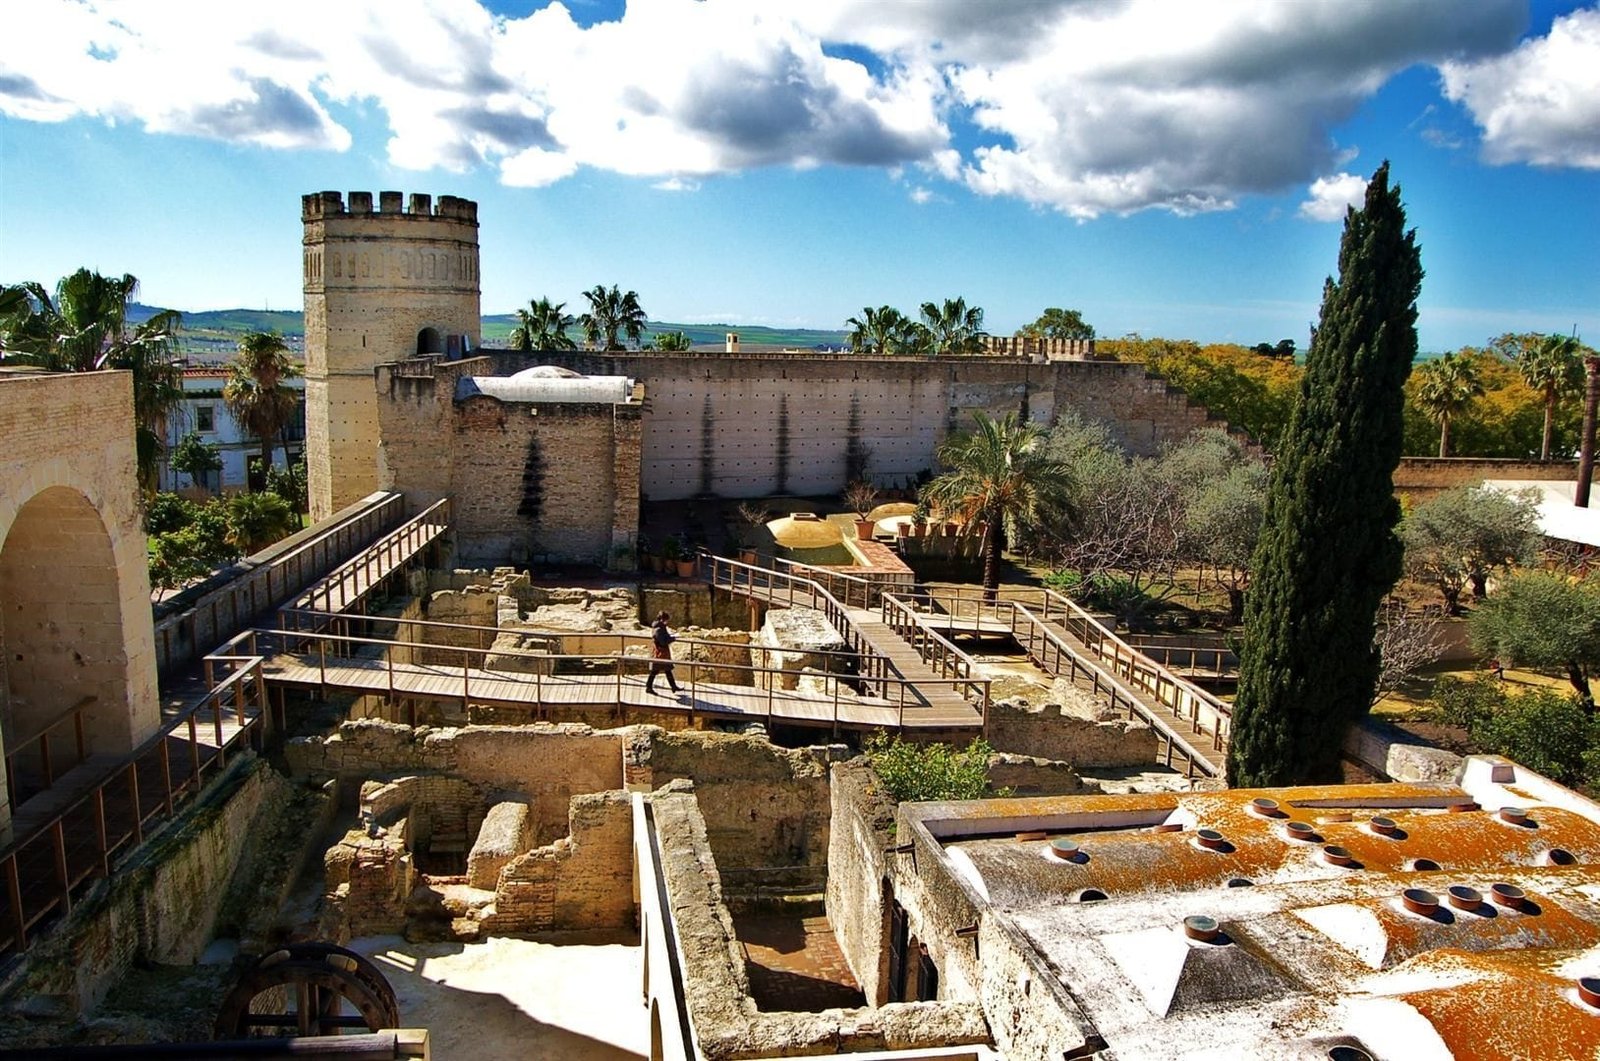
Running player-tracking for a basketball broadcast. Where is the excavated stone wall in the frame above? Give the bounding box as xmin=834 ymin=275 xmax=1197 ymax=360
xmin=648 ymin=785 xmax=990 ymax=1059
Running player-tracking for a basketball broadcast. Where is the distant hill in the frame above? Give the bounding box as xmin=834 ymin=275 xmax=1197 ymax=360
xmin=130 ymin=303 xmax=848 ymax=354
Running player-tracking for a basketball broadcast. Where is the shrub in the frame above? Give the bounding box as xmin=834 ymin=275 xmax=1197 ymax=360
xmin=1430 ymin=675 xmax=1503 ymax=730
xmin=1470 ymin=686 xmax=1596 ymax=787
xmin=864 ymin=733 xmax=999 ymax=803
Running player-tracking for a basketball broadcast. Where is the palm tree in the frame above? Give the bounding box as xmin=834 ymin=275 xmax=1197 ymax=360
xmin=919 ymin=297 xmax=985 ymax=355
xmin=579 ymin=285 xmax=647 ymax=350
xmin=1415 ymin=352 xmax=1484 ymax=457
xmin=510 ymin=297 xmax=576 ymax=352
xmin=1515 ymin=333 xmax=1584 ymax=461
xmin=920 ymin=411 xmax=1074 ymax=600
xmin=1 ymin=268 xmax=184 ymax=491
xmin=224 ymin=331 xmax=301 ymax=484
xmin=225 ymin=492 xmax=296 ymax=553
xmin=846 ymin=306 xmax=920 ymax=354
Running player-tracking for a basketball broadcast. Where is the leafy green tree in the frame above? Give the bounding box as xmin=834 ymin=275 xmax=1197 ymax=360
xmin=1401 ymin=485 xmax=1540 ymax=612
xmin=169 ymin=431 xmax=222 ymax=494
xmin=1228 ymin=162 xmax=1422 ymax=786
xmin=225 ymin=492 xmax=296 ymax=554
xmin=579 ymin=285 xmax=647 ymax=350
xmin=648 ymin=330 xmax=692 ymax=352
xmin=1098 ymin=335 xmax=1302 ymax=448
xmin=1023 ymin=307 xmax=1095 ymax=341
xmin=1415 ymin=352 xmax=1485 ymax=457
xmin=1470 ymin=570 xmax=1600 ymax=709
xmin=864 ymin=733 xmax=1000 ymax=802
xmin=145 ymin=496 xmax=240 ymax=591
xmin=224 ymin=331 xmax=301 ymax=479
xmin=918 ymin=297 xmax=985 ymax=355
xmin=1 ymin=269 xmax=185 ymax=491
xmin=1471 ymin=686 xmax=1596 ymax=785
xmin=922 ymin=411 xmax=1074 ymax=600
xmin=510 ymin=297 xmax=577 ymax=352
xmin=1161 ymin=429 xmax=1268 ymax=624
xmin=1499 ymin=332 xmax=1586 ymax=461
xmin=266 ymin=459 xmax=309 ymax=528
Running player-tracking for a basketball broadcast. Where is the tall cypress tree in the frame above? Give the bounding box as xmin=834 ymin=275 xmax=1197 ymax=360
xmin=1227 ymin=162 xmax=1422 ymax=786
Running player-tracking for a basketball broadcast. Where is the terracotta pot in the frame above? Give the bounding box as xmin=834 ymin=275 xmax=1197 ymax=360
xmin=855 ymin=518 xmax=876 ymax=541
xmin=942 ymin=522 xmax=958 ymax=537
xmin=676 ymin=558 xmax=696 ymax=578
xmin=738 ymin=548 xmax=758 ymax=564
xmin=895 ymin=523 xmax=911 ymax=539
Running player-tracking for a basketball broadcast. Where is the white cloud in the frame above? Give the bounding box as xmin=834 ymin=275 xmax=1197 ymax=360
xmin=652 ymin=177 xmax=701 ymax=193
xmin=0 ymin=0 xmax=1554 ymax=218
xmin=1298 ymin=172 xmax=1368 ymax=221
xmin=909 ymin=187 xmax=934 ymax=205
xmin=1440 ymin=7 xmax=1600 ymax=169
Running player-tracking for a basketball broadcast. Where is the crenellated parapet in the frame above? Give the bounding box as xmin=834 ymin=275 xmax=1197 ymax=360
xmin=980 ymin=335 xmax=1098 ymax=361
xmin=301 ymin=190 xmax=478 ymax=223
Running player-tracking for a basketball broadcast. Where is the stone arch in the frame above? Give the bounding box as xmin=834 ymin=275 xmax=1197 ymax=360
xmin=417 ymin=327 xmax=444 ymax=356
xmin=0 ymin=370 xmax=163 ymax=832
xmin=0 ymin=486 xmax=142 ymax=768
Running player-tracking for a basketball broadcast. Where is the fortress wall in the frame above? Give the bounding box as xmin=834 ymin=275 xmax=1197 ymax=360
xmin=535 ymin=353 xmax=1225 ymax=500
xmin=1394 ymin=457 xmax=1578 ymax=500
xmin=375 ymin=358 xmax=638 ymax=567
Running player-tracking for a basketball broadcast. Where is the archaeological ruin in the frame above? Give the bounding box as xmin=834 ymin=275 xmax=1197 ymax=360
xmin=4 ymin=190 xmax=1590 ymax=1061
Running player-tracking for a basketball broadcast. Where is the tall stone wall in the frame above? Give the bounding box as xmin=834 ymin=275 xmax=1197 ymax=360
xmin=530 ymin=352 xmax=1228 ymax=500
xmin=373 ymin=358 xmax=640 ymax=567
xmin=303 ymin=191 xmax=480 ymax=520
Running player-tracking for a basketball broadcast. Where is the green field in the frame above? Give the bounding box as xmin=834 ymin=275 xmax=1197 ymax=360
xmin=131 ymin=303 xmax=847 ymax=354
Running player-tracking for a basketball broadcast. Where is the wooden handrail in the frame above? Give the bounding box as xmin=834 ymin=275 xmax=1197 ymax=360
xmin=0 ymin=655 xmax=268 ymax=957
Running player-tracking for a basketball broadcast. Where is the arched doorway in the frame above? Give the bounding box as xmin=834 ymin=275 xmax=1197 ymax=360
xmin=417 ymin=327 xmax=444 ymax=356
xmin=0 ymin=486 xmax=135 ymax=806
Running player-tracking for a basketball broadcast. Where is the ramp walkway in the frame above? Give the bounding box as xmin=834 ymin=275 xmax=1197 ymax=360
xmin=832 ymin=582 xmax=1228 ymax=780
xmin=912 ymin=585 xmax=1231 ymax=778
xmin=702 ymin=556 xmax=987 ymax=729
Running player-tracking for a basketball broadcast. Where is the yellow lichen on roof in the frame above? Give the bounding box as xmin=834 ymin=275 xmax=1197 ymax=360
xmin=1401 ymin=949 xmax=1600 ymax=1061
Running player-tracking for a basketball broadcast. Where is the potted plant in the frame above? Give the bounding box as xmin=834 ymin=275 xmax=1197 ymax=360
xmin=844 ymin=481 xmax=879 ymax=541
xmin=673 ymin=535 xmax=697 ymax=578
xmin=659 ymin=533 xmax=681 ymax=575
xmin=736 ymin=501 xmax=766 ymax=563
xmin=912 ymin=498 xmax=931 ymax=538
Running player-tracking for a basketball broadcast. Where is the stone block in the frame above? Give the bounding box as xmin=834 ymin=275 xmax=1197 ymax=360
xmin=468 ymin=800 xmax=533 ymax=889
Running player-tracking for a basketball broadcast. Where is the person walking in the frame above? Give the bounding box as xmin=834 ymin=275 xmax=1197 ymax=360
xmin=646 ymin=610 xmax=681 ymax=695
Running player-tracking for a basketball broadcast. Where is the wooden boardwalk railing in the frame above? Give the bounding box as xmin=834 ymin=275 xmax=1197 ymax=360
xmin=285 ymin=499 xmax=452 ymax=623
xmin=0 ymin=656 xmax=269 ymax=958
xmin=235 ymin=621 xmax=980 ymax=732
xmin=153 ymin=491 xmax=407 ymax=674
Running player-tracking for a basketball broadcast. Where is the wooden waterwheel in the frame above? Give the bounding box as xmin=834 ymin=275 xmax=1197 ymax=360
xmin=214 ymin=941 xmax=401 ymax=1038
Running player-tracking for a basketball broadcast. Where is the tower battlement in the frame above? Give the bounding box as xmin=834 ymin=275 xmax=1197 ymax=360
xmin=301 ymin=190 xmax=478 ymax=224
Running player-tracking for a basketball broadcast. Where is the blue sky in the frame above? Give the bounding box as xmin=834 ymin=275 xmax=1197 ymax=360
xmin=2 ymin=0 xmax=1597 ymax=351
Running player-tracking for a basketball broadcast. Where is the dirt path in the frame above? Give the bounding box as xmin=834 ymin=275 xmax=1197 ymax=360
xmin=351 ymin=934 xmax=646 ymax=1060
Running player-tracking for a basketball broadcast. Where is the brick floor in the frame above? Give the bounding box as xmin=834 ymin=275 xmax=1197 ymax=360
xmin=734 ymin=913 xmax=867 ymax=1013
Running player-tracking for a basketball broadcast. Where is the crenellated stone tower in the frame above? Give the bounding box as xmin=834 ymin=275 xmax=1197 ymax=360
xmin=301 ymin=190 xmax=480 ymax=520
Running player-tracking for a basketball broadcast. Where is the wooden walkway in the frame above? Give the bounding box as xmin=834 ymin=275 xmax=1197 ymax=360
xmin=286 ymin=499 xmax=451 ymax=621
xmin=862 ymin=581 xmax=1232 ymax=778
xmin=702 ymin=556 xmax=986 ymax=729
xmin=1009 ymin=604 xmax=1228 ymax=777
xmin=261 ymin=650 xmax=978 ymax=732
